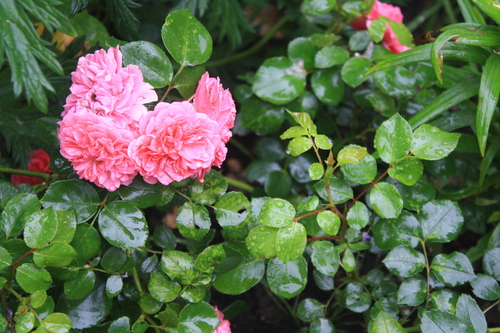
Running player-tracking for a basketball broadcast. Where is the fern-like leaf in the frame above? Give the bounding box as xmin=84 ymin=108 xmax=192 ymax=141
xmin=106 ymin=0 xmax=141 ymax=39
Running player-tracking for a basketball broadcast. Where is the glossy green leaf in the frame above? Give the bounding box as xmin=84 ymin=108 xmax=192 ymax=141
xmin=456 ymin=294 xmax=487 ymax=333
xmin=267 ymin=256 xmax=307 ymax=299
xmin=477 ymin=53 xmax=500 ymax=155
xmin=296 ymin=298 xmax=324 ymax=322
xmin=313 ymin=270 xmax=334 ymax=291
xmin=153 ymin=225 xmax=176 ymax=251
xmin=303 ymin=0 xmax=335 ymax=15
xmin=471 ymin=0 xmax=500 ymax=24
xmin=375 ymin=114 xmax=412 ymax=163
xmin=190 ymin=170 xmax=228 ymax=205
xmin=315 ymin=45 xmax=350 ymax=68
xmin=41 ymin=180 xmax=100 ymax=223
xmin=0 ymin=246 xmax=11 ymax=271
xmin=410 ymin=125 xmax=461 ymax=160
xmin=429 ymin=289 xmax=459 ymax=312
xmin=121 ymin=41 xmax=172 ymax=88
xmin=314 ymin=176 xmax=353 ymax=204
xmin=388 ymin=156 xmax=423 ymax=186
xmin=309 ymin=163 xmax=324 ymax=181
xmin=314 ymin=135 xmax=332 ymax=150
xmin=342 ymin=248 xmax=356 ymax=272
xmin=172 ymin=65 xmax=206 ymax=99
xmin=194 ymin=244 xmax=226 ymax=273
xmin=70 ymin=224 xmax=100 ymax=266
xmin=177 ymin=202 xmax=211 ymax=240
xmin=389 ymin=178 xmax=436 ymax=211
xmin=431 ymin=252 xmax=476 ymax=287
xmin=347 ymin=201 xmax=370 ymax=231
xmin=457 ymin=0 xmax=486 ymax=24
xmin=34 ymin=242 xmax=76 ymax=268
xmin=51 ymin=210 xmax=77 ymax=244
xmin=98 ymin=201 xmax=149 ymax=249
xmin=346 ymin=291 xmax=371 ymax=313
xmin=264 ymin=171 xmax=292 ymax=198
xmin=311 ymin=67 xmax=345 ymax=105
xmin=252 ymin=57 xmax=307 ymax=105
xmin=369 ymin=311 xmax=405 ymax=333
xmin=373 ymin=67 xmax=415 ymax=97
xmin=471 ymin=274 xmax=500 ymax=300
xmin=317 ymin=210 xmax=341 ymax=236
xmin=287 ymin=137 xmax=313 ymax=156
xmin=310 ymin=318 xmax=335 ymax=333
xmin=311 ymin=241 xmax=340 ymax=277
xmin=240 ymin=96 xmax=285 ymax=135
xmin=258 ymin=198 xmax=295 ymax=228
xmin=383 ymin=245 xmax=425 ymax=278
xmin=276 ymin=222 xmax=307 ymax=263
xmin=483 ymin=248 xmax=500 ymax=280
xmin=214 ymin=191 xmax=249 ymax=228
xmin=397 ymin=275 xmax=426 ymax=306
xmin=24 ymin=207 xmax=58 ymax=249
xmin=16 ymin=263 xmax=52 ymax=293
xmin=16 ymin=311 xmax=35 ymax=333
xmin=420 ymin=310 xmax=468 ymax=333
xmin=175 ymin=302 xmax=219 ymax=333
xmin=106 ymin=275 xmax=123 ymax=298
xmin=340 ymin=150 xmax=376 ymax=184
xmin=161 ymin=250 xmax=197 ymax=285
xmin=419 ymin=200 xmax=464 ymax=243
xmin=281 ymin=126 xmax=309 ymax=139
xmin=373 ymin=210 xmax=421 ymax=250
xmin=337 ymin=146 xmax=367 ymax=165
xmin=288 ymin=37 xmax=317 ymax=71
xmin=368 ymin=19 xmax=387 ymax=43
xmin=0 ymin=181 xmax=18 ymax=210
xmin=148 ymin=272 xmax=181 ymax=303
xmin=161 ymin=9 xmax=212 ymax=66
xmin=246 ymin=225 xmax=278 ymax=259
xmin=369 ymin=182 xmax=403 ymax=219
xmin=101 ymin=247 xmax=127 ymax=272
xmin=109 ymin=317 xmax=130 ymax=333
xmin=64 ymin=270 xmax=95 ymax=300
xmin=213 ymin=259 xmax=265 ymax=295
xmin=139 ymin=293 xmax=162 ymax=315
xmin=30 ymin=290 xmax=46 ymax=309
xmin=341 ymin=57 xmax=371 ymax=88
xmin=349 ymin=31 xmax=371 ymax=51
xmin=1 ymin=193 xmax=40 ymax=238
xmin=289 ymin=155 xmax=315 ymax=184
xmin=118 ymin=178 xmax=173 ymax=209
xmin=181 ymin=285 xmax=206 ymax=303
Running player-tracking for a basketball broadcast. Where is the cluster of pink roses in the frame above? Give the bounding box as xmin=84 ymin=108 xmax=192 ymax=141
xmin=58 ymin=46 xmax=236 ymax=191
xmin=352 ymin=0 xmax=411 ymax=54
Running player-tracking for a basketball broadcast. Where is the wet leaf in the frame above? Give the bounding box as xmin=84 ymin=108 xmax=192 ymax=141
xmin=388 ymin=156 xmax=423 ymax=186
xmin=431 ymin=252 xmax=475 ymax=287
xmin=397 ymin=275 xmax=426 ymax=306
xmin=419 ymin=200 xmax=464 ymax=243
xmin=296 ymin=298 xmax=324 ymax=322
xmin=258 ymin=198 xmax=296 ymax=228
xmin=24 ymin=207 xmax=58 ymax=249
xmin=161 ymin=251 xmax=197 ymax=285
xmin=375 ymin=114 xmax=412 ymax=164
xmin=373 ymin=210 xmax=421 ymax=250
xmin=276 ymin=223 xmax=307 ymax=263
xmin=340 ymin=148 xmax=377 ymax=184
xmin=34 ymin=242 xmax=76 ymax=268
xmin=483 ymin=248 xmax=500 ymax=280
xmin=311 ymin=241 xmax=340 ymax=277
xmin=347 ymin=201 xmax=370 ymax=231
xmin=411 ymin=124 xmax=460 ymax=160
xmin=148 ymin=272 xmax=181 ymax=303
xmin=471 ymin=274 xmax=500 ymax=300
xmin=383 ymin=245 xmax=425 ymax=278
xmin=267 ymin=257 xmax=307 ymax=298
xmin=311 ymin=67 xmax=345 ymax=105
xmin=456 ymin=294 xmax=487 ymax=333
xmin=1 ymin=193 xmax=40 ymax=238
xmin=16 ymin=263 xmax=52 ymax=293
xmin=288 ymin=37 xmax=317 ymax=71
xmin=317 ymin=210 xmax=341 ymax=236
xmin=341 ymin=57 xmax=371 ymax=88
xmin=213 ymin=259 xmax=265 ymax=295
xmin=314 ymin=176 xmax=353 ymax=204
xmin=368 ymin=311 xmax=405 ymax=333
xmin=246 ymin=225 xmax=278 ymax=259
xmin=177 ymin=202 xmax=211 ymax=240
xmin=369 ymin=182 xmax=403 ymax=219
xmin=315 ymin=45 xmax=350 ymax=68
xmin=420 ymin=309 xmax=468 ymax=333
xmin=64 ymin=270 xmax=95 ymax=300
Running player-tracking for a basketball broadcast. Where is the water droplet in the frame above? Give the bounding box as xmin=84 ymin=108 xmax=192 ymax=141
xmin=434 ymin=149 xmax=445 ymax=156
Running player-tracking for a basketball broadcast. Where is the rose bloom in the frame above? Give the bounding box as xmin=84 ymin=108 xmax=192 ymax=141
xmin=213 ymin=307 xmax=231 ymax=333
xmin=63 ymin=46 xmax=157 ymax=130
xmin=58 ymin=112 xmax=138 ymax=191
xmin=352 ymin=0 xmax=411 ymax=54
xmin=11 ymin=149 xmax=52 ymax=186
xmin=193 ymin=72 xmax=236 ymax=169
xmin=128 ymin=101 xmax=220 ymax=185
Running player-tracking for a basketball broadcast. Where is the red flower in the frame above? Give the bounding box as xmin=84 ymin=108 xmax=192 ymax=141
xmin=11 ymin=149 xmax=52 ymax=186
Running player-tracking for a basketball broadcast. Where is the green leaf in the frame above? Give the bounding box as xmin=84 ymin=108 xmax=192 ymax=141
xmin=70 ymin=224 xmax=100 ymax=266
xmin=139 ymin=293 xmax=162 ymax=315
xmin=388 ymin=156 xmax=423 ymax=186
xmin=397 ymin=275 xmax=426 ymax=306
xmin=175 ymin=302 xmax=219 ymax=333
xmin=311 ymin=67 xmax=345 ymax=105
xmin=118 ymin=178 xmax=173 ymax=209
xmin=314 ymin=176 xmax=354 ymax=204
xmin=153 ymin=225 xmax=176 ymax=251
xmin=373 ymin=210 xmax=420 ymax=250
xmin=258 ymin=198 xmax=296 ymax=228
xmin=410 ymin=125 xmax=461 ymax=160
xmin=310 ymin=318 xmax=335 ymax=333
xmin=252 ymin=57 xmax=307 ymax=105
xmin=213 ymin=259 xmax=265 ymax=295
xmin=64 ymin=270 xmax=95 ymax=300
xmin=296 ymin=298 xmax=324 ymax=322
xmin=349 ymin=31 xmax=371 ymax=51
xmin=311 ymin=241 xmax=340 ymax=277
xmin=369 ymin=182 xmax=403 ymax=219
xmin=383 ymin=245 xmax=425 ymax=278
xmin=16 ymin=311 xmax=35 ymax=333
xmin=303 ymin=0 xmax=335 ymax=15
xmin=264 ymin=171 xmax=292 ymax=198
xmin=194 ymin=244 xmax=226 ymax=273
xmin=337 ymin=147 xmax=367 ymax=165
xmin=246 ymin=225 xmax=278 ymax=259
xmin=309 ymin=163 xmax=324 ymax=181
xmin=246 ymin=160 xmax=282 ymax=184
xmin=15 ymin=263 xmax=52 ymax=293
xmin=181 ymin=285 xmax=206 ymax=303
xmin=346 ymin=291 xmax=371 ymax=313
xmin=267 ymin=257 xmax=307 ymax=299
xmin=471 ymin=0 xmax=500 ymax=25
xmin=471 ymin=274 xmax=500 ymax=300
xmin=477 ymin=53 xmax=500 ymax=155
xmin=341 ymin=57 xmax=371 ymax=88
xmin=214 ymin=192 xmax=250 ymax=228
xmin=287 ymin=137 xmax=313 ymax=156
xmin=281 ymin=126 xmax=309 ymax=139
xmin=276 ymin=223 xmax=307 ymax=263
xmin=41 ymin=180 xmax=100 ymax=223
xmin=340 ymin=150 xmax=376 ymax=184
xmin=288 ymin=37 xmax=317 ymax=71
xmin=98 ymin=201 xmax=149 ymax=249
xmin=369 ymin=311 xmax=405 ymax=333
xmin=148 ymin=272 xmax=181 ymax=303
xmin=419 ymin=200 xmax=464 ymax=243
xmin=109 ymin=317 xmax=130 ymax=333
xmin=34 ymin=242 xmax=76 ymax=268
xmin=161 ymin=251 xmax=197 ymax=285
xmin=431 ymin=252 xmax=476 ymax=287
xmin=190 ymin=170 xmax=228 ymax=205
xmin=101 ymin=247 xmax=127 ymax=272
xmin=177 ymin=202 xmax=211 ymax=240
xmin=1 ymin=193 xmax=40 ymax=238
xmin=390 ymin=178 xmax=436 ymax=211
xmin=0 ymin=181 xmax=18 ymax=210
xmin=420 ymin=310 xmax=468 ymax=333
xmin=347 ymin=201 xmax=370 ymax=231
xmin=30 ymin=290 xmax=47 ymax=309
xmin=368 ymin=19 xmax=387 ymax=43
xmin=456 ymin=294 xmax=487 ymax=333
xmin=173 ymin=65 xmax=206 ymax=99
xmin=121 ymin=41 xmax=173 ymax=88
xmin=52 ymin=210 xmax=77 ymax=244
xmin=240 ymin=96 xmax=285 ymax=135
xmin=483 ymin=248 xmax=500 ymax=280
xmin=0 ymin=246 xmax=12 ymax=270
xmin=161 ymin=9 xmax=212 ymax=66
xmin=317 ymin=210 xmax=341 ymax=236
xmin=429 ymin=289 xmax=459 ymax=312
xmin=315 ymin=46 xmax=350 ymax=68
xmin=375 ymin=114 xmax=413 ymax=164
xmin=314 ymin=135 xmax=332 ymax=150
xmin=106 ymin=275 xmax=123 ymax=298
xmin=24 ymin=207 xmax=58 ymax=249
xmin=373 ymin=67 xmax=415 ymax=97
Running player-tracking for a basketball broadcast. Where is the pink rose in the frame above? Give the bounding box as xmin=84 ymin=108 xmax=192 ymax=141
xmin=63 ymin=46 xmax=157 ymax=130
xmin=213 ymin=306 xmax=231 ymax=333
xmin=352 ymin=0 xmax=411 ymax=54
xmin=193 ymin=72 xmax=236 ymax=168
xmin=11 ymin=149 xmax=52 ymax=186
xmin=128 ymin=101 xmax=220 ymax=185
xmin=58 ymin=112 xmax=138 ymax=191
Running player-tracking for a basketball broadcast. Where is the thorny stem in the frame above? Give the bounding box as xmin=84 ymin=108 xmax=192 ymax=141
xmin=0 ymin=167 xmax=50 ymax=181
xmin=205 ymin=15 xmax=290 ymax=68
